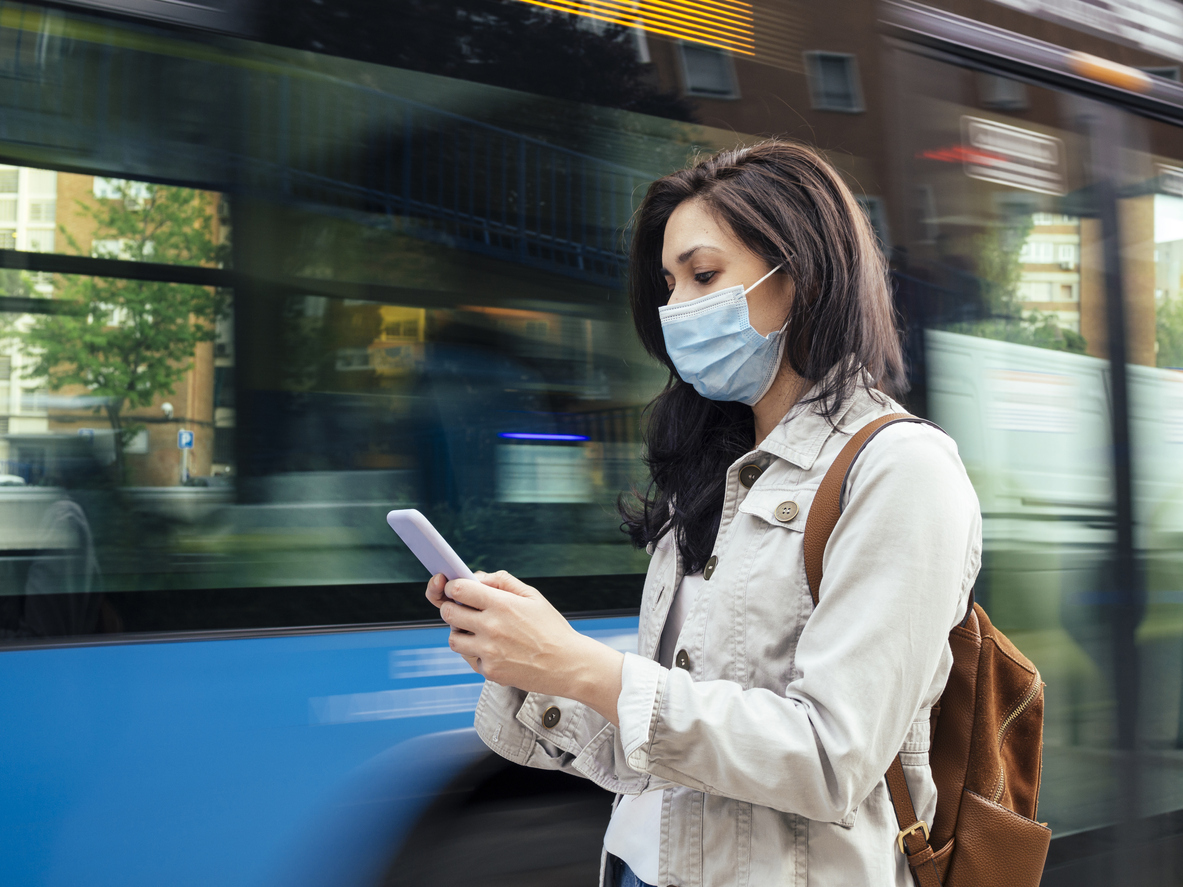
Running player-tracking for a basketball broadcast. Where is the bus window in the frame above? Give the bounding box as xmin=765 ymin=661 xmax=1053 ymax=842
xmin=1130 ymin=124 xmax=1183 ymax=775
xmin=0 ymin=10 xmax=780 ymax=632
xmin=886 ymin=47 xmax=1163 ymax=839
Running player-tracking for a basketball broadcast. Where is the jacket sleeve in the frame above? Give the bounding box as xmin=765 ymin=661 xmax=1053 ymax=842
xmin=473 ymin=679 xmax=654 ymax=794
xmin=613 ymin=423 xmax=982 ymax=821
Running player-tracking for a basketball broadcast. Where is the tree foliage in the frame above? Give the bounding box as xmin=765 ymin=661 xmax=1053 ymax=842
xmin=951 ymin=311 xmax=1087 ymax=354
xmin=0 ymin=268 xmax=35 ymax=339
xmin=951 ymin=214 xmax=1087 ymax=355
xmin=21 ymin=181 xmax=228 ymax=478
xmin=1157 ymin=294 xmax=1183 ymax=368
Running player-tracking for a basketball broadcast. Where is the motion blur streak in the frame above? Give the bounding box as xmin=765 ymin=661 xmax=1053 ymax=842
xmin=310 ymin=684 xmax=485 ymax=724
xmin=515 ymin=0 xmax=757 ymax=54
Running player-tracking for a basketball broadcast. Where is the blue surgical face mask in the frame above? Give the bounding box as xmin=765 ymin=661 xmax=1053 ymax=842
xmin=659 ymin=264 xmax=785 ymax=406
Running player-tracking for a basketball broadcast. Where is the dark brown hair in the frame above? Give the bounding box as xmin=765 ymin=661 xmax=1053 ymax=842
xmin=618 ymin=140 xmax=907 ymax=573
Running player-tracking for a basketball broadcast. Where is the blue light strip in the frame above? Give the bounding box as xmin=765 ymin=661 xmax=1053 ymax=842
xmin=499 ymin=432 xmax=590 ymax=441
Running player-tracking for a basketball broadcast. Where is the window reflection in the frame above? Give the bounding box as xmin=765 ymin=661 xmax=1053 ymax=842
xmin=895 ymin=54 xmax=1122 ymax=834
xmin=1134 ymin=151 xmax=1183 ymax=766
xmin=1155 ymin=188 xmax=1183 ymax=368
xmin=896 ymin=48 xmax=1183 ymax=838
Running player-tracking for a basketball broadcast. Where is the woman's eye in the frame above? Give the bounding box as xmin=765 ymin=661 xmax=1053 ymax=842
xmin=694 ymin=271 xmax=717 ymax=285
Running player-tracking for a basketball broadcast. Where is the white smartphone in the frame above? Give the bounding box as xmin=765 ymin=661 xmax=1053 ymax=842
xmin=386 ymin=508 xmax=476 ymax=582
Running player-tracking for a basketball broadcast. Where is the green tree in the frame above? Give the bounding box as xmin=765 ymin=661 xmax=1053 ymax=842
xmin=0 ymin=268 xmax=36 ymax=338
xmin=1157 ymin=295 xmax=1183 ymax=368
xmin=21 ymin=181 xmax=228 ymax=481
xmin=977 ymin=214 xmax=1032 ymax=318
xmin=951 ymin=214 xmax=1087 ymax=355
xmin=953 ymin=311 xmax=1087 ymax=354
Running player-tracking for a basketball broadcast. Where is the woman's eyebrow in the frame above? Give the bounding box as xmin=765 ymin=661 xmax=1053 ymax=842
xmin=661 ymin=243 xmax=722 ymax=275
xmin=676 ymin=244 xmax=720 ymax=264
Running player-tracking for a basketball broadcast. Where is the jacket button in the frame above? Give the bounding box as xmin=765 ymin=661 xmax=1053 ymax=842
xmin=543 ymin=706 xmax=561 ymax=729
xmin=739 ymin=463 xmax=762 ymax=487
xmin=675 ymin=649 xmax=691 ymax=670
xmin=703 ymin=555 xmax=718 ymax=580
xmin=774 ymin=501 xmax=799 ymax=522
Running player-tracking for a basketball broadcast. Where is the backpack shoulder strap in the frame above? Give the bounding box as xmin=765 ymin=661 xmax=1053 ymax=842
xmin=801 ymin=411 xmax=947 ymax=887
xmin=803 ymin=413 xmax=941 ymax=605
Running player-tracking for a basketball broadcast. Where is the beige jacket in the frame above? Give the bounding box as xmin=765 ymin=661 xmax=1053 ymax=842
xmin=474 ymin=383 xmax=982 ymax=887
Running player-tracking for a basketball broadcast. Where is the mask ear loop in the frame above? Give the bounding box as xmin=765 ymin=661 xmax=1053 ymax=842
xmin=739 ymin=263 xmax=790 ymax=405
xmin=742 ymin=263 xmax=784 ymax=295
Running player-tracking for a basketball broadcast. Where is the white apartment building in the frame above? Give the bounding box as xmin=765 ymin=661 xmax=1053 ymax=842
xmin=1015 ymin=212 xmax=1082 ymax=332
xmin=0 ymin=165 xmax=57 ymax=469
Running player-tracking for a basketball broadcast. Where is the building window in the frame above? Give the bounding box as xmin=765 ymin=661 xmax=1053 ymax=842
xmin=93 ymin=178 xmax=121 ymax=199
xmin=855 ymin=195 xmax=891 ymax=251
xmin=20 ymin=387 xmax=47 ymax=411
xmin=25 ymin=229 xmax=53 ymax=252
xmin=382 ymin=318 xmax=419 ymax=339
xmin=26 ymin=169 xmax=55 ymax=194
xmin=213 ymin=427 xmax=234 ymax=465
xmin=214 ymin=366 xmax=235 ymax=409
xmin=0 ymin=230 xmax=14 ymax=250
xmin=27 ymin=200 xmax=55 ymax=223
xmin=124 ymin=429 xmax=150 ymax=454
xmin=334 ymin=347 xmax=370 ymax=372
xmin=0 ymin=355 xmax=10 ymax=380
xmin=804 ymin=52 xmax=864 ymax=112
xmin=1033 ymin=213 xmax=1076 ymax=226
xmin=1020 ymin=241 xmax=1055 ymax=263
xmin=0 ymin=417 xmax=8 ymax=435
xmin=678 ymin=42 xmax=739 ymax=99
xmin=93 ymin=177 xmax=152 ymax=208
xmin=1058 ymin=244 xmax=1076 ymax=264
xmin=215 ymin=313 xmax=234 ymax=358
xmin=0 ymin=169 xmax=17 ymax=193
xmin=978 ymin=74 xmax=1028 ymax=111
xmin=1018 ymin=281 xmax=1053 ymax=301
xmin=1141 ymin=66 xmax=1180 ymax=82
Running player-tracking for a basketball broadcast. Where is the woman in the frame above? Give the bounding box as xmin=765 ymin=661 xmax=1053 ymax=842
xmin=425 ymin=141 xmax=981 ymax=887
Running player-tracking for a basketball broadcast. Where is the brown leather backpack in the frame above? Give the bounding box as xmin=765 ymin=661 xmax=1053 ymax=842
xmin=803 ymin=413 xmax=1051 ymax=887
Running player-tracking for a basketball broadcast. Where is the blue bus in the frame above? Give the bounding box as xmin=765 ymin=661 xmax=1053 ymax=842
xmin=3 ymin=0 xmax=1183 ymax=884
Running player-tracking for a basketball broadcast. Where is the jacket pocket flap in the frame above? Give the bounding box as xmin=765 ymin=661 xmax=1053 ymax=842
xmin=737 ymin=489 xmax=813 ymax=531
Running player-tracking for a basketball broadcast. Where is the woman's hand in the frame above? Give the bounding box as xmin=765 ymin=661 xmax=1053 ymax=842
xmin=424 ymin=570 xmax=624 ymax=725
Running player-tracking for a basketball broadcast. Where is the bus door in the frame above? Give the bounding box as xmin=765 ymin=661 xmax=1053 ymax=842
xmin=882 ymin=3 xmax=1183 ymax=879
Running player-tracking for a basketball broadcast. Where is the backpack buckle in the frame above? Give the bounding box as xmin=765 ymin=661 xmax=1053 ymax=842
xmin=896 ymin=820 xmax=930 ymax=853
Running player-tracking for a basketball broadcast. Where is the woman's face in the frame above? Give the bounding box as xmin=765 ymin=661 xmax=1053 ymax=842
xmin=661 ymin=198 xmax=792 ymax=337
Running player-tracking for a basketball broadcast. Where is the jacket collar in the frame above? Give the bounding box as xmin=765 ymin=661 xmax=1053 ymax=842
xmin=756 ymin=375 xmax=883 ymax=470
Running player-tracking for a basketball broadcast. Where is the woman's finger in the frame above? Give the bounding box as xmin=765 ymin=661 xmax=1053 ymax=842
xmin=448 ymin=627 xmax=479 ymax=658
xmin=440 ymin=599 xmax=483 ymax=633
xmin=460 ymin=653 xmax=483 ymax=675
xmin=424 ymin=573 xmax=448 ymax=609
xmin=478 ymin=569 xmax=540 ymax=598
xmin=445 ymin=578 xmax=502 ymax=610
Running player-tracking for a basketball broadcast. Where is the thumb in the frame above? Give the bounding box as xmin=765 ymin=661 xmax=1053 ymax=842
xmin=476 ymin=569 xmax=539 ymax=598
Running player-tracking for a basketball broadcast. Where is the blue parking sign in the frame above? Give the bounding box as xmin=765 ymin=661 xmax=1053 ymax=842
xmin=177 ymin=429 xmax=194 ymax=449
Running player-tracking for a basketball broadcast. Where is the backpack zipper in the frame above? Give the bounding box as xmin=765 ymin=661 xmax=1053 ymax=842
xmin=992 ymin=670 xmax=1042 ymax=803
